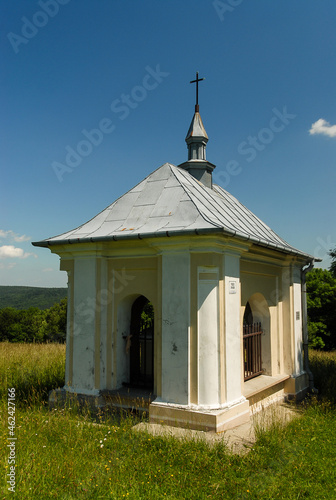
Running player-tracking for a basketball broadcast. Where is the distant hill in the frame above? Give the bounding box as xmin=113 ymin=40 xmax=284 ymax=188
xmin=0 ymin=286 xmax=67 ymax=310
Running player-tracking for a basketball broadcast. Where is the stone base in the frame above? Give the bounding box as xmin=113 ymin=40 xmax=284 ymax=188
xmin=249 ymin=388 xmax=286 ymax=414
xmin=49 ymin=374 xmax=309 ymax=433
xmin=49 ymin=387 xmax=155 ymax=416
xmin=48 ymin=388 xmax=108 ymax=419
xmin=100 ymin=387 xmax=155 ymax=413
xmin=244 ymin=374 xmax=290 ymax=412
xmin=149 ymin=399 xmax=250 ymax=433
xmin=284 ymin=372 xmax=309 ymax=401
xmin=49 ymin=388 xmax=105 ymax=410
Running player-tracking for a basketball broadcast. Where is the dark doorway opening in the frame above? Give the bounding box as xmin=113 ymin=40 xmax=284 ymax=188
xmin=243 ymin=301 xmax=253 ymax=326
xmin=129 ymin=296 xmax=154 ymax=390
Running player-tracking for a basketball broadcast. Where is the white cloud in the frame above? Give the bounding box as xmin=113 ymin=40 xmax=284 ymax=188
xmin=309 ymin=118 xmax=336 ymax=138
xmin=0 ymin=230 xmax=31 ymax=242
xmin=0 ymin=245 xmax=37 ymax=259
xmin=13 ymin=234 xmax=31 ymax=242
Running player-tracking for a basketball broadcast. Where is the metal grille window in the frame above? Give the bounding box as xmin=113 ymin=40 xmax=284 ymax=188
xmin=243 ymin=322 xmax=263 ymax=381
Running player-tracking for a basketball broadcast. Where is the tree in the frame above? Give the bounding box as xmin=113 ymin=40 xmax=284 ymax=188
xmin=0 ymin=298 xmax=67 ymax=343
xmin=40 ymin=298 xmax=67 ymax=342
xmin=306 ymin=268 xmax=336 ymax=350
xmin=329 ymin=247 xmax=336 ymax=279
xmin=0 ymin=307 xmax=20 ymax=341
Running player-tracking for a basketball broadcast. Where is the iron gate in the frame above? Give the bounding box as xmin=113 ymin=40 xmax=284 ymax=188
xmin=243 ymin=322 xmax=263 ymax=381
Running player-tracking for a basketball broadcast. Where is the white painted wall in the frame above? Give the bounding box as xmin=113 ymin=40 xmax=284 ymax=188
xmin=64 ymin=269 xmax=72 ymax=388
xmin=72 ymin=258 xmax=98 ymax=394
xmin=99 ymin=258 xmax=108 ymax=389
xmin=281 ymin=265 xmax=293 ymax=374
xmin=197 ymin=267 xmax=220 ymax=406
xmin=161 ymin=251 xmax=190 ymax=405
xmin=292 ymin=267 xmax=303 ymax=375
xmin=223 ymin=253 xmax=242 ymax=403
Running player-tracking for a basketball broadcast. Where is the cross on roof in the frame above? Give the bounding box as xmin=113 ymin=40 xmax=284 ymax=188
xmin=190 ymin=71 xmax=205 ymax=112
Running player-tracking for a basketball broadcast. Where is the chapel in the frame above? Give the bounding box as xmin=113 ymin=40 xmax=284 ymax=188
xmin=33 ymin=74 xmax=315 ymax=432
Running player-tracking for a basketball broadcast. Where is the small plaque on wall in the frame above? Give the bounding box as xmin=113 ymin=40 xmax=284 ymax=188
xmin=229 ymin=281 xmax=237 ymax=294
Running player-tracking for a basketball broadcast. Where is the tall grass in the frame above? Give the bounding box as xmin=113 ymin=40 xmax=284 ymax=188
xmin=1 ymin=344 xmax=336 ymax=499
xmin=309 ymin=349 xmax=336 ymax=403
xmin=1 ymin=398 xmax=336 ymax=499
xmin=0 ymin=342 xmax=65 ymax=406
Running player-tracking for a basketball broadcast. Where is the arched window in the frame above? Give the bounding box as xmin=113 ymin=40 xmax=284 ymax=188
xmin=243 ymin=301 xmax=253 ymax=326
xmin=243 ymin=299 xmax=262 ymax=381
xmin=243 ymin=293 xmax=272 ymax=379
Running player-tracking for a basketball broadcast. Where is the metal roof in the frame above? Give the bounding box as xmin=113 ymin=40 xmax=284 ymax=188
xmin=32 ymin=162 xmax=312 ymax=260
xmin=186 ymin=112 xmax=208 ymax=141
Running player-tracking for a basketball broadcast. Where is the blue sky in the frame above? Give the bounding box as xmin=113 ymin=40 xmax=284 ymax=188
xmin=1 ymin=0 xmax=335 ymax=287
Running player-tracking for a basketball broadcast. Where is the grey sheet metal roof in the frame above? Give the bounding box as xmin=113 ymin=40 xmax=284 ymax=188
xmin=32 ymin=162 xmax=312 ymax=259
xmin=186 ymin=111 xmax=208 ymax=141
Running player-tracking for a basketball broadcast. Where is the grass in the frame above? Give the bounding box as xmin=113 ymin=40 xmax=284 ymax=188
xmin=1 ymin=343 xmax=336 ymax=499
xmin=309 ymin=349 xmax=336 ymax=403
xmin=0 ymin=342 xmax=65 ymax=406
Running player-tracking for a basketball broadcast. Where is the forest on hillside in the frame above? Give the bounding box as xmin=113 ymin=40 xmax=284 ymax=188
xmin=0 ymin=286 xmax=67 ymax=310
xmin=0 ymin=298 xmax=67 ymax=343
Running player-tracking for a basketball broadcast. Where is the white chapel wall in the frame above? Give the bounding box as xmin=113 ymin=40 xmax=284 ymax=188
xmin=161 ymin=251 xmax=190 ymax=405
xmin=197 ymin=267 xmax=220 ymax=407
xmin=72 ymin=257 xmax=97 ymax=394
xmin=292 ymin=266 xmax=304 ymax=375
xmin=223 ymin=252 xmax=242 ymax=403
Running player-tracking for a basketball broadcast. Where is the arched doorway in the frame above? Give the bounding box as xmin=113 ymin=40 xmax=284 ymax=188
xmin=129 ymin=296 xmax=154 ymax=390
xmin=243 ymin=301 xmax=263 ymax=381
xmin=243 ymin=293 xmax=271 ymax=380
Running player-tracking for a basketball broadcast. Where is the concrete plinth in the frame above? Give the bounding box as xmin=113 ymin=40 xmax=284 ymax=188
xmin=49 ymin=387 xmax=155 ymax=415
xmin=149 ymin=399 xmax=250 ymax=433
xmin=49 ymin=388 xmax=105 ymax=413
xmin=285 ymin=372 xmax=309 ymax=401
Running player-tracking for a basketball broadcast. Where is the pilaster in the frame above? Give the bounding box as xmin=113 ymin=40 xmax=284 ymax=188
xmin=70 ymin=257 xmax=99 ymax=395
xmin=223 ymin=252 xmax=244 ymax=403
xmin=197 ymin=267 xmax=220 ymax=406
xmin=160 ymin=250 xmax=190 ymax=405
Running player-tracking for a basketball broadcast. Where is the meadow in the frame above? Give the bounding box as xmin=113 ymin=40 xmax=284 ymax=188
xmin=1 ymin=343 xmax=336 ymax=499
